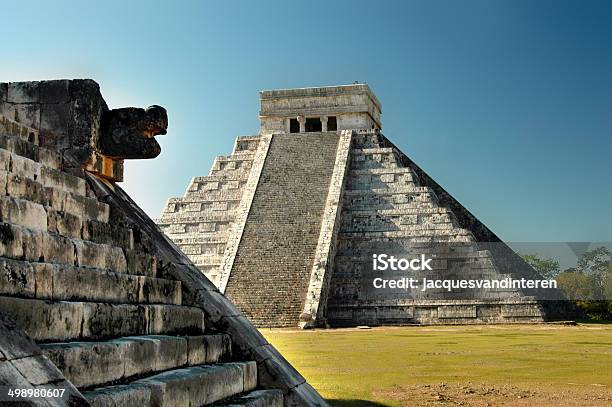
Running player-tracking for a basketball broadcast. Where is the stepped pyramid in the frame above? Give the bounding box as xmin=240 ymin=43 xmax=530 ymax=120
xmin=0 ymin=80 xmax=325 ymax=406
xmin=158 ymin=84 xmax=571 ymax=328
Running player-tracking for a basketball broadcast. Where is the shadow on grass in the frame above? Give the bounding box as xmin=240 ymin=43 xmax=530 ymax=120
xmin=328 ymin=399 xmax=391 ymax=407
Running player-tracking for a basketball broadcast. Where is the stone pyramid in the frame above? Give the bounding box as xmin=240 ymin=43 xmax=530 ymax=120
xmin=0 ymin=80 xmax=325 ymax=406
xmin=158 ymin=84 xmax=571 ymax=328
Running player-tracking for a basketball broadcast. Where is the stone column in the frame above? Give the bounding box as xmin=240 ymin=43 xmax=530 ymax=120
xmin=321 ymin=116 xmax=328 ymax=132
xmin=297 ymin=115 xmax=305 ymax=133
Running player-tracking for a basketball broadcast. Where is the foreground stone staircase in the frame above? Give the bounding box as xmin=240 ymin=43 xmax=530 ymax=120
xmin=0 ymin=115 xmax=284 ymax=406
xmin=0 ymin=79 xmax=326 ymax=406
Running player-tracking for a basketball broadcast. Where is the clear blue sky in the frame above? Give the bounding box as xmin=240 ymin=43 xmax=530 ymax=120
xmin=2 ymin=0 xmax=611 ymax=242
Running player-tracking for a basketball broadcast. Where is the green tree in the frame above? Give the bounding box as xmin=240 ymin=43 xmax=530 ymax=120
xmin=520 ymin=254 xmax=561 ymax=279
xmin=556 ymin=271 xmax=600 ymax=300
xmin=561 ymin=247 xmax=612 ymax=321
xmin=575 ymin=247 xmax=612 ymax=290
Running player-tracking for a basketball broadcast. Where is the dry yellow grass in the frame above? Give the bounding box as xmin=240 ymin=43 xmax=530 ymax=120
xmin=262 ymin=324 xmax=612 ymax=406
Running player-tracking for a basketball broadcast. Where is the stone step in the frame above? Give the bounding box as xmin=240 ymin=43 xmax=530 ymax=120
xmin=350 ymin=167 xmax=412 ymax=175
xmin=352 ymin=146 xmax=394 ymax=154
xmin=176 ymin=242 xmax=226 ymax=256
xmin=351 ymin=133 xmax=383 ymax=149
xmin=40 ymin=165 xmax=88 ymax=196
xmin=193 ymin=172 xmax=250 ymax=183
xmin=233 ymin=136 xmax=261 ymax=154
xmin=82 ymin=218 xmax=134 ymax=249
xmin=6 ymin=172 xmax=109 ymax=222
xmin=348 ymin=207 xmax=449 ymax=215
xmin=0 ymin=257 xmax=180 ymax=305
xmin=0 ymin=296 xmax=205 ymax=342
xmin=0 ymin=114 xmax=40 ymax=145
xmin=190 ymin=254 xmax=224 ymax=267
xmin=189 ymin=180 xmax=246 ymax=194
xmin=213 ymin=153 xmax=255 ymax=163
xmin=0 ymin=135 xmax=62 ymax=169
xmin=344 ymin=186 xmax=430 ymax=195
xmin=209 ymin=167 xmax=254 ymax=178
xmin=220 ymin=389 xmax=284 ymax=407
xmin=161 ymin=233 xmax=229 ymax=245
xmin=166 ymin=196 xmax=239 ymax=211
xmin=338 ymin=228 xmax=473 ymax=239
xmin=0 ymin=222 xmax=156 ymax=277
xmin=1 ymin=146 xmax=87 ymax=196
xmin=158 ymin=211 xmax=235 ymax=223
xmin=83 ymin=362 xmax=257 ymax=407
xmin=41 ymin=334 xmax=231 ymax=388
xmin=0 ymin=196 xmax=133 ymax=249
xmin=0 ymin=195 xmax=48 ymax=231
xmin=179 ymin=189 xmax=244 ymax=202
xmin=340 ymin=222 xmax=458 ymax=234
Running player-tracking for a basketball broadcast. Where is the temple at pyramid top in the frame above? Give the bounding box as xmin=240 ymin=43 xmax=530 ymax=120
xmin=259 ymin=84 xmax=382 ymax=134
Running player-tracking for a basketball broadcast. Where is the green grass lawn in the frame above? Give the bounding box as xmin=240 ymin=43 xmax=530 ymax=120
xmin=261 ymin=324 xmax=612 ymax=406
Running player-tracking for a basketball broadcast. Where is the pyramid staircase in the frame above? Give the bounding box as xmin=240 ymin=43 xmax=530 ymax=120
xmin=0 ymin=112 xmax=301 ymax=406
xmin=224 ymin=133 xmax=340 ymax=327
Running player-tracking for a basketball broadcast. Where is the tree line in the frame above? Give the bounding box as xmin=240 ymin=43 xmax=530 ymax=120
xmin=521 ymin=247 xmax=612 ymax=320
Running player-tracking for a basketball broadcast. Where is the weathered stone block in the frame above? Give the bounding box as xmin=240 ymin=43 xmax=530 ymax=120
xmin=137 ymin=364 xmax=245 ymax=406
xmin=31 ymin=262 xmax=53 ymax=299
xmin=501 ymin=303 xmax=542 ymax=318
xmin=438 ymin=305 xmax=477 ymax=319
xmin=144 ymin=335 xmax=188 ymax=371
xmin=62 ymin=192 xmax=109 ymax=223
xmin=147 ymin=305 xmax=205 ymax=335
xmin=0 ymin=170 xmax=7 ymax=196
xmin=141 ymin=276 xmax=181 ymax=305
xmin=42 ymin=232 xmax=75 ymax=265
xmin=42 ymin=341 xmax=122 ymax=388
xmin=0 ymin=196 xmax=47 ymax=231
xmin=0 ymin=312 xmax=42 ymax=360
xmin=40 ymin=166 xmax=86 ymax=196
xmin=83 ymin=219 xmax=133 ymax=249
xmin=0 ymin=359 xmax=32 ymax=387
xmin=6 ymin=173 xmax=47 ymax=205
xmin=74 ymin=239 xmax=127 ymax=272
xmin=0 ymin=297 xmax=84 ymax=341
xmin=85 ymin=383 xmax=151 ymax=407
xmin=47 ymin=209 xmax=83 ymax=238
xmin=125 ymin=249 xmax=157 ymax=277
xmin=9 ymin=154 xmax=40 ymax=180
xmin=51 ymin=264 xmax=140 ymax=303
xmin=0 ymin=257 xmax=37 ymax=298
xmin=225 ymin=389 xmax=284 ymax=407
xmin=240 ymin=361 xmax=258 ymax=391
xmin=82 ymin=303 xmax=148 ymax=339
xmin=7 ymin=82 xmax=40 ymax=104
xmin=119 ymin=337 xmax=157 ymax=378
xmin=39 ymin=80 xmax=71 ymax=104
xmin=11 ymin=354 xmax=65 ymax=385
xmin=0 ymin=223 xmax=43 ymax=261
